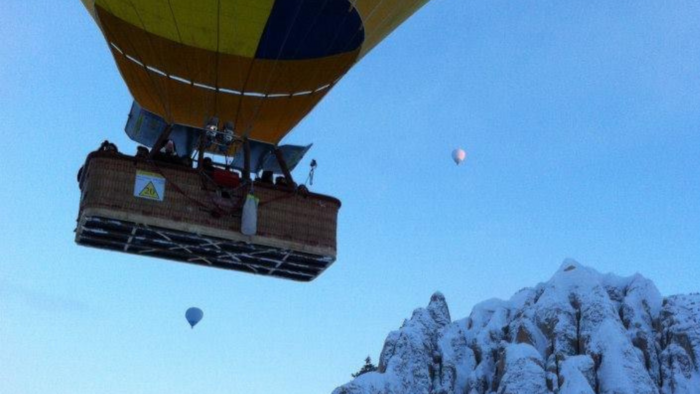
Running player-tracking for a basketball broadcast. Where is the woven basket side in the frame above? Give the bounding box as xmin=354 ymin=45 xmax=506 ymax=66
xmin=80 ymin=154 xmax=339 ymax=253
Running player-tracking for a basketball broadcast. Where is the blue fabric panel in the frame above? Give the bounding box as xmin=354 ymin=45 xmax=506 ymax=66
xmin=124 ymin=102 xmax=310 ymax=173
xmin=229 ymin=141 xmax=311 ymax=174
xmin=255 ymin=0 xmax=364 ymax=60
xmin=124 ymin=102 xmax=200 ymax=157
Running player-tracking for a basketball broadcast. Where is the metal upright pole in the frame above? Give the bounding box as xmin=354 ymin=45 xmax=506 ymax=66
xmin=197 ymin=129 xmax=206 ymax=169
xmin=148 ymin=124 xmax=174 ymax=159
xmin=274 ymin=148 xmax=295 ymax=187
xmin=243 ymin=138 xmax=251 ymax=181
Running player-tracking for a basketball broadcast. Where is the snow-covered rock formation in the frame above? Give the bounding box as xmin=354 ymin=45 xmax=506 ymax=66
xmin=333 ymin=260 xmax=700 ymax=394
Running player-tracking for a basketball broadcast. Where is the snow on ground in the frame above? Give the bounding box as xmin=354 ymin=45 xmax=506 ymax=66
xmin=333 ymin=260 xmax=700 ymax=394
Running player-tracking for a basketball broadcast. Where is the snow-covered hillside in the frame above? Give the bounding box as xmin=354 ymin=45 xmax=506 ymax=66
xmin=333 ymin=260 xmax=700 ymax=394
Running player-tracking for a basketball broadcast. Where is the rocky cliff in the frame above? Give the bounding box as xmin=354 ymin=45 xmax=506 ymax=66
xmin=333 ymin=260 xmax=700 ymax=394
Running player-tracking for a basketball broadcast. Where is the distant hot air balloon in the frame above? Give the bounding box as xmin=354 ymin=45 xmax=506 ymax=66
xmin=185 ymin=307 xmax=203 ymax=329
xmin=452 ymin=149 xmax=466 ymax=165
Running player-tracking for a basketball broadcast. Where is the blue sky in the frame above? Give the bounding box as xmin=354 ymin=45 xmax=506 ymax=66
xmin=1 ymin=1 xmax=699 ymax=393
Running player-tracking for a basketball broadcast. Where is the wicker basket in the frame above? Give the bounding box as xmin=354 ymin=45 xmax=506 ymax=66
xmin=75 ymin=151 xmax=340 ymax=281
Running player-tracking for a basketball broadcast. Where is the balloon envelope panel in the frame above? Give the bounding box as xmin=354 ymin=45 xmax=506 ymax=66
xmin=82 ymin=0 xmax=431 ymax=145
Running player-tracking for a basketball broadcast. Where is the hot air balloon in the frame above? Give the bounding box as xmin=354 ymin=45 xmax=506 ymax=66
xmin=452 ymin=149 xmax=466 ymax=165
xmin=185 ymin=307 xmax=204 ymax=329
xmin=74 ymin=0 xmax=434 ymax=281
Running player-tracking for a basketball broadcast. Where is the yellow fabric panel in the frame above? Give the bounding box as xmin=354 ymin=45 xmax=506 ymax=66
xmin=94 ymin=0 xmax=273 ymax=57
xmin=81 ymin=0 xmax=97 ymax=18
xmin=98 ymin=8 xmax=220 ymax=86
xmin=240 ymin=51 xmax=359 ymax=94
xmin=99 ymin=6 xmax=358 ymax=93
xmin=354 ymin=0 xmax=431 ymax=58
xmin=218 ymin=0 xmax=275 ymax=58
xmin=233 ymin=93 xmax=327 ymax=144
xmin=112 ymin=49 xmax=168 ymax=118
xmin=114 ymin=50 xmax=329 ymax=144
xmin=96 ymin=0 xmax=181 ymax=49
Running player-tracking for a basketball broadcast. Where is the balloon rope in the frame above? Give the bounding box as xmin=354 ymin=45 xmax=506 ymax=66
xmin=242 ymin=0 xmax=365 ymax=144
xmin=265 ymin=0 xmax=334 ymax=142
xmin=234 ymin=0 xmax=307 ymax=140
xmin=272 ymin=0 xmax=361 ymax=143
xmin=310 ymin=0 xmax=426 ymax=96
xmin=148 ymin=160 xmax=251 ymax=216
xmin=244 ymin=0 xmax=420 ymax=146
xmin=213 ymin=0 xmax=222 ymax=119
xmin=123 ymin=0 xmax=175 ymax=123
xmin=264 ymin=0 xmax=367 ymax=145
xmin=96 ymin=7 xmax=164 ymax=121
xmin=166 ymin=0 xmax=212 ymax=131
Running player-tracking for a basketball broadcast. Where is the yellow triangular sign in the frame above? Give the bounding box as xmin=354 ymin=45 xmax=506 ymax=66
xmin=139 ymin=181 xmax=160 ymax=200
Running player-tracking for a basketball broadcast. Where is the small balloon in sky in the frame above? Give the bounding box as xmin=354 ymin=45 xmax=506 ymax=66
xmin=452 ymin=148 xmax=466 ymax=165
xmin=185 ymin=307 xmax=203 ymax=329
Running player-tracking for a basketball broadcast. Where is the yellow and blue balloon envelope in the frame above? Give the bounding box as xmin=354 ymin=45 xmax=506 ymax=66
xmin=81 ymin=0 xmax=431 ymax=149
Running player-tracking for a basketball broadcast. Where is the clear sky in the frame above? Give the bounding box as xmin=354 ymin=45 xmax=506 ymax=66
xmin=1 ymin=1 xmax=699 ymax=393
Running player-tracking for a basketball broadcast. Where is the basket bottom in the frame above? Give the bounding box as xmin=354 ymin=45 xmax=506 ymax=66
xmin=75 ymin=215 xmax=334 ymax=282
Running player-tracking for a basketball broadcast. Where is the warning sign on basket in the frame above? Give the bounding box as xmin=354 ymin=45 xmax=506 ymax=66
xmin=134 ymin=170 xmax=165 ymax=201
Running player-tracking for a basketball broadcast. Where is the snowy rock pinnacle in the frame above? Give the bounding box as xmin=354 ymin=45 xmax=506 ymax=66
xmin=333 ymin=261 xmax=700 ymax=394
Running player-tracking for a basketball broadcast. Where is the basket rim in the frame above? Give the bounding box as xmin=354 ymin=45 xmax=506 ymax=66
xmin=84 ymin=150 xmax=342 ymax=207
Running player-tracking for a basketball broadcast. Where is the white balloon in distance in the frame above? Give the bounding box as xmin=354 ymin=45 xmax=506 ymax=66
xmin=185 ymin=307 xmax=203 ymax=329
xmin=452 ymin=149 xmax=466 ymax=165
